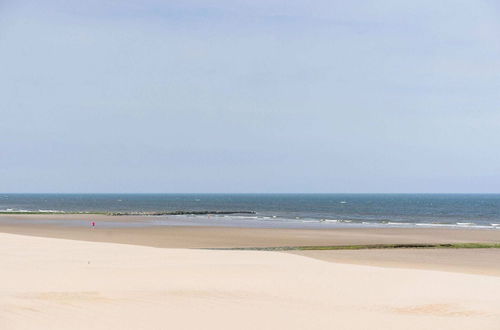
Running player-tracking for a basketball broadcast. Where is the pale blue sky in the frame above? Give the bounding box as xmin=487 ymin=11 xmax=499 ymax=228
xmin=1 ymin=1 xmax=499 ymax=193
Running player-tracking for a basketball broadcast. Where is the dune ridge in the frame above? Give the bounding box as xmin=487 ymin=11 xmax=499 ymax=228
xmin=1 ymin=233 xmax=500 ymax=330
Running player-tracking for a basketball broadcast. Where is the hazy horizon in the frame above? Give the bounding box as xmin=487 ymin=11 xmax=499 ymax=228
xmin=2 ymin=192 xmax=500 ymax=195
xmin=1 ymin=1 xmax=499 ymax=193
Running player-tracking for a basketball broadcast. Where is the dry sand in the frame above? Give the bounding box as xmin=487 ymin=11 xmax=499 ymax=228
xmin=291 ymin=248 xmax=500 ymax=277
xmin=1 ymin=232 xmax=500 ymax=330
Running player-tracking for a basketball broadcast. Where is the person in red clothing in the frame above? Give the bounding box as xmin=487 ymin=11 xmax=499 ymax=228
xmin=91 ymin=221 xmax=95 ymax=228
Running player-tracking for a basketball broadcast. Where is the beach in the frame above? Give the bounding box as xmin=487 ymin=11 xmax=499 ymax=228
xmin=2 ymin=214 xmax=500 ymax=276
xmin=1 ymin=214 xmax=500 ymax=329
xmin=4 ymin=0 xmax=499 ymax=326
xmin=1 ymin=231 xmax=500 ymax=330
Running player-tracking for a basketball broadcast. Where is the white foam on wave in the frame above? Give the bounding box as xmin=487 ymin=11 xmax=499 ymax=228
xmin=413 ymin=222 xmax=497 ymax=229
xmin=0 ymin=208 xmax=31 ymax=213
xmin=416 ymin=223 xmax=457 ymax=227
xmin=237 ymin=216 xmax=259 ymax=221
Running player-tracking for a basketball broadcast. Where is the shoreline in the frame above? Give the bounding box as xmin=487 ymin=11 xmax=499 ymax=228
xmin=2 ymin=214 xmax=500 ymax=248
xmin=2 ymin=212 xmax=500 ymax=230
xmin=1 ymin=214 xmax=500 ymax=277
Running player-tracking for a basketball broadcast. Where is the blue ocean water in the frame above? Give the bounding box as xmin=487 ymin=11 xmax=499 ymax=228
xmin=1 ymin=194 xmax=500 ymax=228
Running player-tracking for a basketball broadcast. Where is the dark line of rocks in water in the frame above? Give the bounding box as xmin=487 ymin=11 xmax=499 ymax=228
xmin=0 ymin=211 xmax=256 ymax=215
xmin=107 ymin=211 xmax=256 ymax=216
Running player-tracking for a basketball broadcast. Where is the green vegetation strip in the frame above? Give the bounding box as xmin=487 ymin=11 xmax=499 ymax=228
xmin=208 ymin=243 xmax=500 ymax=251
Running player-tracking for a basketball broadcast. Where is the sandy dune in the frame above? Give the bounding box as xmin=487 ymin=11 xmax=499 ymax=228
xmin=292 ymin=248 xmax=500 ymax=276
xmin=1 ymin=233 xmax=500 ymax=330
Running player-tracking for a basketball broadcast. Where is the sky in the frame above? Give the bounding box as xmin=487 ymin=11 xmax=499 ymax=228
xmin=0 ymin=0 xmax=499 ymax=193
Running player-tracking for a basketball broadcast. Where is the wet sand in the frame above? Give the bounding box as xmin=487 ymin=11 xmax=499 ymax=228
xmin=2 ymin=214 xmax=500 ymax=249
xmin=1 ymin=214 xmax=500 ymax=276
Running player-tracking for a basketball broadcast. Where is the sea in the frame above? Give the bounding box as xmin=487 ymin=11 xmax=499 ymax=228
xmin=1 ymin=194 xmax=500 ymax=229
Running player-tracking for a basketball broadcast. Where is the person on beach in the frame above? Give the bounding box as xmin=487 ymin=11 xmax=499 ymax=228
xmin=91 ymin=221 xmax=95 ymax=228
